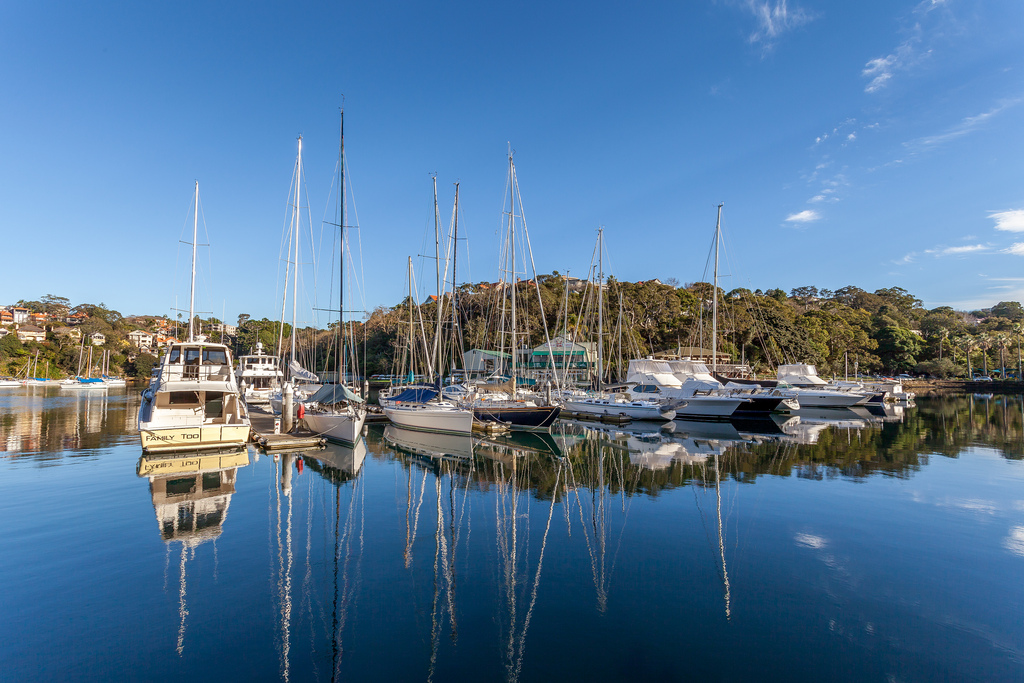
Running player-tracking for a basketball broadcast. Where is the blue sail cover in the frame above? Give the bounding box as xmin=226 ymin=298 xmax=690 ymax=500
xmin=390 ymin=388 xmax=438 ymax=403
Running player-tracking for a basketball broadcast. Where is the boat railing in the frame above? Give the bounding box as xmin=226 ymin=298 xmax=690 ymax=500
xmin=162 ymin=363 xmax=233 ymax=383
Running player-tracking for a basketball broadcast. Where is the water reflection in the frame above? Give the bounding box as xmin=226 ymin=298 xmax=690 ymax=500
xmin=136 ymin=447 xmax=252 ymax=655
xmin=5 ymin=391 xmax=1024 ymax=681
xmin=0 ymin=384 xmax=135 ymax=454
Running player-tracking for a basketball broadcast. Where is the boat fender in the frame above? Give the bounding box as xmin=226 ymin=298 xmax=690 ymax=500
xmin=142 ymin=389 xmax=153 ymax=401
xmin=297 ymin=404 xmax=305 ymax=420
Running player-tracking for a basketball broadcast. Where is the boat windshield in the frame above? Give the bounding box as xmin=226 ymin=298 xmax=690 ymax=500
xmin=203 ymin=348 xmax=228 ymax=365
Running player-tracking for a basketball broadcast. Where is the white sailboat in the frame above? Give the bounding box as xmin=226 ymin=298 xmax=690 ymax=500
xmin=137 ymin=182 xmax=251 ymax=453
xmin=300 ymin=110 xmax=367 ymax=446
xmin=382 ymin=257 xmax=474 ymax=435
xmin=558 ymin=229 xmax=677 ymax=421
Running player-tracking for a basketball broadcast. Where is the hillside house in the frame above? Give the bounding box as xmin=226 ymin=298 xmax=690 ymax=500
xmin=16 ymin=325 xmax=46 ymax=343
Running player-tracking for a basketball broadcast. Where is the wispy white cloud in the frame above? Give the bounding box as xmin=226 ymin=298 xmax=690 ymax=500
xmin=1004 ymin=243 xmax=1024 ymax=256
xmin=943 ymin=244 xmax=987 ymax=255
xmin=863 ymin=40 xmax=921 ymax=93
xmin=808 ymin=194 xmax=826 ymax=203
xmin=908 ymin=99 xmax=1022 ymax=151
xmin=893 ymin=252 xmax=916 ymax=265
xmin=786 ymin=209 xmax=821 ymax=223
xmin=742 ymin=1 xmax=814 ymax=49
xmin=990 ymin=209 xmax=1024 ymax=233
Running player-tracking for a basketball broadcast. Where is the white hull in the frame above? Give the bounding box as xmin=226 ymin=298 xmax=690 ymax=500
xmin=0 ymin=379 xmax=21 ymax=387
xmin=303 ymin=409 xmax=367 ymax=445
xmin=383 ymin=404 xmax=474 ymax=434
xmin=61 ymin=381 xmax=109 ymax=390
xmin=562 ymin=398 xmax=675 ymax=421
xmin=672 ymin=395 xmax=745 ymax=418
xmin=787 ymin=389 xmax=868 ymax=407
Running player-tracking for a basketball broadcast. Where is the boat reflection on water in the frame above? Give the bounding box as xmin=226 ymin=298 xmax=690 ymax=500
xmin=136 ymin=447 xmax=252 ymax=655
xmin=301 ymin=438 xmax=368 ymax=484
xmin=266 ymin=438 xmax=368 ymax=682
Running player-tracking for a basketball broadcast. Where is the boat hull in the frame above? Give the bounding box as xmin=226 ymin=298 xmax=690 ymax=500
xmin=472 ymin=404 xmax=561 ymax=430
xmin=139 ymin=424 xmax=251 ymax=453
xmin=562 ymin=399 xmax=674 ymax=421
xmin=383 ymin=404 xmax=474 ymax=435
xmin=302 ymin=410 xmax=367 ymax=446
xmin=673 ymin=396 xmax=744 ymax=419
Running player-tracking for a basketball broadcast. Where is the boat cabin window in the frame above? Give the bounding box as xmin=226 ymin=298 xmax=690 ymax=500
xmin=203 ymin=348 xmax=228 ymax=365
xmin=166 ymin=477 xmax=196 ymax=496
xmin=168 ymin=348 xmax=181 ymax=363
xmin=169 ymin=391 xmax=201 ymax=406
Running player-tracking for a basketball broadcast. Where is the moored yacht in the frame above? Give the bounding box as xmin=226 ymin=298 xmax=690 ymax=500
xmin=235 ymin=342 xmax=283 ymax=404
xmin=137 ymin=341 xmax=251 ymax=453
xmin=137 ymin=182 xmax=250 ymax=453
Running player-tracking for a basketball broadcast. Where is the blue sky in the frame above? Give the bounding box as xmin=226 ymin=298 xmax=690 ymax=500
xmin=2 ymin=0 xmax=1023 ymax=326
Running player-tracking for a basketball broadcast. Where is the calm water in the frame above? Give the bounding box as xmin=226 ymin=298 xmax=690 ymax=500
xmin=1 ymin=387 xmax=1023 ymax=682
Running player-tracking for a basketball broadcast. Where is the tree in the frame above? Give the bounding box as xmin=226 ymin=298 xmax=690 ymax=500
xmin=990 ymin=301 xmax=1024 ymax=321
xmin=875 ymin=326 xmax=921 ymax=373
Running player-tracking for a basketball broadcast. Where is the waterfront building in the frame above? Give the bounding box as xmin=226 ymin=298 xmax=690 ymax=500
xmin=515 ymin=335 xmax=596 ymax=386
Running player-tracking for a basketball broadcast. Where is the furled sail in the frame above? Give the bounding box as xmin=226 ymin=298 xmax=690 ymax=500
xmin=288 ymin=359 xmax=319 ymax=382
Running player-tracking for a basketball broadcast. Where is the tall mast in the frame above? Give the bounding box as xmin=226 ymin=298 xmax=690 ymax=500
xmin=432 ymin=175 xmax=442 ymax=383
xmin=188 ymin=181 xmax=198 ymax=342
xmin=712 ymin=203 xmax=722 ymax=376
xmin=291 ymin=136 xmax=302 ymax=364
xmin=509 ymin=151 xmax=517 ymax=393
xmin=597 ymin=228 xmax=604 ymax=392
xmin=339 ymin=111 xmax=346 ymax=383
xmin=451 ymin=182 xmax=460 ymax=376
xmin=408 ymin=256 xmax=415 ymax=381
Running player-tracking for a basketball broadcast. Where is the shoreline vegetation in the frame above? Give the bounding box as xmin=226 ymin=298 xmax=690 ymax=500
xmin=3 ymin=284 xmax=1023 ymax=383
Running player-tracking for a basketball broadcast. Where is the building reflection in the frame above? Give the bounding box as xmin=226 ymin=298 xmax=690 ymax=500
xmin=0 ymin=384 xmax=133 ymax=454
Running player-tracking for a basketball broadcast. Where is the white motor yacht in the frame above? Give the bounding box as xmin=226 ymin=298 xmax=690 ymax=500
xmin=137 ymin=342 xmax=251 ymax=453
xmin=235 ymin=342 xmax=283 ymax=404
xmin=776 ymin=364 xmax=873 ymax=407
xmin=560 ymin=393 xmax=677 ymax=421
xmin=623 ymin=359 xmax=749 ymax=418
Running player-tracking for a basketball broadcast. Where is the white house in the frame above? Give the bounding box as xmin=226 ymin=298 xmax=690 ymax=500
xmin=128 ymin=329 xmax=154 ymax=349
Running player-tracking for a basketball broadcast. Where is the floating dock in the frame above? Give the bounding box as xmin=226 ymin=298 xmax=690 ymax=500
xmin=247 ymin=407 xmax=327 ymax=451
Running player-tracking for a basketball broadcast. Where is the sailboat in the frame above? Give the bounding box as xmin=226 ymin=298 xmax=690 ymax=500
xmin=459 ymin=152 xmax=562 ymax=430
xmin=301 ymin=110 xmax=367 ymax=445
xmin=381 ymin=187 xmax=473 ymax=435
xmin=268 ymin=135 xmax=322 ymax=416
xmin=137 ymin=182 xmax=251 ymax=453
xmin=559 ymin=229 xmax=678 ymax=421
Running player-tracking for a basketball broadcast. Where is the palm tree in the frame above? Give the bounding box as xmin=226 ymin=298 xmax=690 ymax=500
xmin=956 ymin=335 xmax=973 ymax=378
xmin=977 ymin=332 xmax=991 ymax=377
